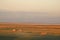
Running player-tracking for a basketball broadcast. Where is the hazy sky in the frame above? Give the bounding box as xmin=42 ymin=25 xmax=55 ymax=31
xmin=0 ymin=0 xmax=60 ymax=12
xmin=0 ymin=0 xmax=60 ymax=24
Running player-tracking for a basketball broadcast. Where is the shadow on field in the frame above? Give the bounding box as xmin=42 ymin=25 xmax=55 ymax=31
xmin=0 ymin=33 xmax=60 ymax=40
xmin=0 ymin=35 xmax=17 ymax=40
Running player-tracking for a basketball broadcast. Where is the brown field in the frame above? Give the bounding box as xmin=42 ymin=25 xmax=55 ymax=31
xmin=0 ymin=23 xmax=60 ymax=36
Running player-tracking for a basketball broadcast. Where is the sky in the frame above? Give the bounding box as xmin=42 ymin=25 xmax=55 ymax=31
xmin=0 ymin=0 xmax=60 ymax=24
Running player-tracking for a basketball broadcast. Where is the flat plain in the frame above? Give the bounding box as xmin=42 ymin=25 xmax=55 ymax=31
xmin=0 ymin=23 xmax=60 ymax=40
xmin=0 ymin=23 xmax=60 ymax=35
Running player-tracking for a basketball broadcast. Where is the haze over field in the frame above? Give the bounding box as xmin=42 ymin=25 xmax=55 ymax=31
xmin=0 ymin=0 xmax=60 ymax=24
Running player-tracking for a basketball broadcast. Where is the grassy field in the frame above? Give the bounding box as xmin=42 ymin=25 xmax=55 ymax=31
xmin=0 ymin=23 xmax=60 ymax=40
xmin=0 ymin=33 xmax=60 ymax=40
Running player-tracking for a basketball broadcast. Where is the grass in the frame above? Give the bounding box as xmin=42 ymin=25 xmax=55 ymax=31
xmin=0 ymin=35 xmax=60 ymax=40
xmin=0 ymin=23 xmax=60 ymax=40
xmin=0 ymin=32 xmax=60 ymax=40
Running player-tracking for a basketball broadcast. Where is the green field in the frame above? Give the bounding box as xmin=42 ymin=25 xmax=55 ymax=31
xmin=0 ymin=32 xmax=60 ymax=40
